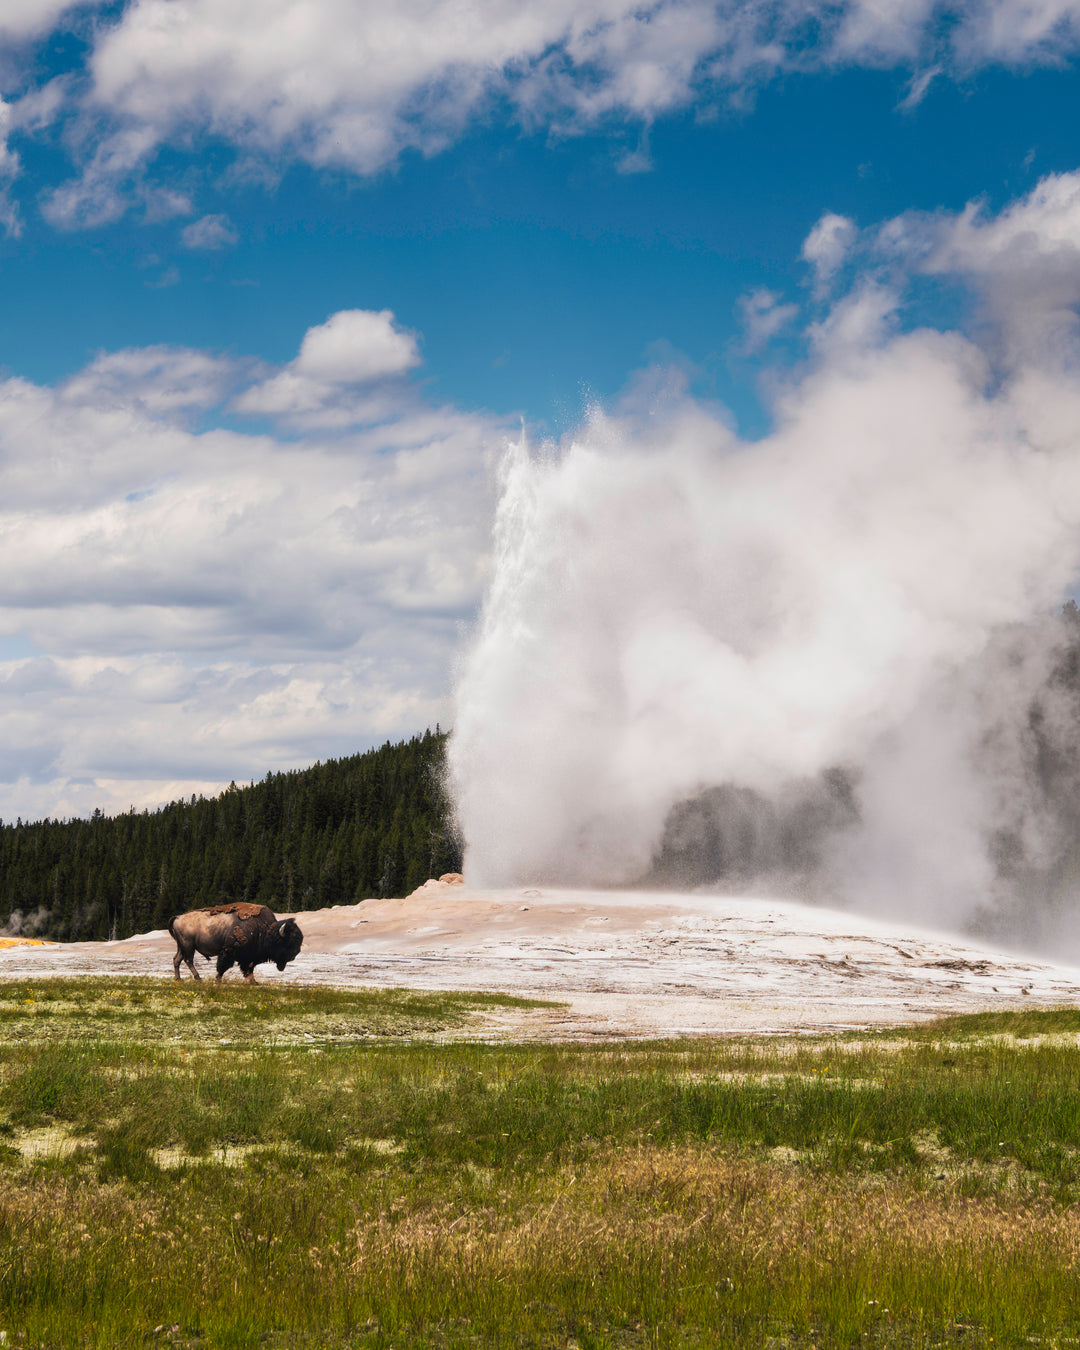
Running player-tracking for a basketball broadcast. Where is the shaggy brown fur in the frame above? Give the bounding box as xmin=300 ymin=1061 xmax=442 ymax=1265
xmin=169 ymin=903 xmax=303 ymax=983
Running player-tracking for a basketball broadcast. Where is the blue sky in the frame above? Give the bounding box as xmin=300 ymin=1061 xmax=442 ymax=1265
xmin=6 ymin=61 xmax=1080 ymax=429
xmin=4 ymin=0 xmax=1080 ymax=822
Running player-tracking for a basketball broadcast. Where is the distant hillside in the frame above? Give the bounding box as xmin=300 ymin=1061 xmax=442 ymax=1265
xmin=0 ymin=729 xmax=460 ymax=942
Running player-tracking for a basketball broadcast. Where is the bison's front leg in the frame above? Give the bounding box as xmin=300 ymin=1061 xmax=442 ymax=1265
xmin=241 ymin=965 xmax=257 ymax=984
xmin=215 ymin=951 xmax=236 ymax=982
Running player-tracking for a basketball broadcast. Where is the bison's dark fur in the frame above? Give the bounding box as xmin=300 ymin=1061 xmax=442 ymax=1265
xmin=169 ymin=902 xmax=303 ymax=983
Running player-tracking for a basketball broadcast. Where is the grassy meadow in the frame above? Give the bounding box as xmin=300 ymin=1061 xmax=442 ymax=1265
xmin=0 ymin=981 xmax=1079 ymax=1347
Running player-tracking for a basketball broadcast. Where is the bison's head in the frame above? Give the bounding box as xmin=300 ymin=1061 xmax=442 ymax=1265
xmin=272 ymin=917 xmax=303 ymax=970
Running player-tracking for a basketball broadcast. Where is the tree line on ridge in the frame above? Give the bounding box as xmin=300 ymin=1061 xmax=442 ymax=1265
xmin=0 ymin=729 xmax=460 ymax=942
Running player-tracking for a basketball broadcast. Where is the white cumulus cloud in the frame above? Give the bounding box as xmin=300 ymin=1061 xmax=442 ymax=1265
xmin=0 ymin=0 xmax=93 ymax=41
xmin=235 ymin=309 xmax=423 ymax=428
xmin=0 ymin=321 xmax=505 ymax=821
xmin=861 ymin=169 xmax=1080 ymax=369
xmin=296 ymin=309 xmax=420 ymax=382
xmin=61 ymin=345 xmax=242 ymax=415
xmin=9 ymin=0 xmax=1080 ymax=229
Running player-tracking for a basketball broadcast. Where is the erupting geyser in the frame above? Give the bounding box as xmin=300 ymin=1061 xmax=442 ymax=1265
xmin=450 ymin=192 xmax=1080 ymax=956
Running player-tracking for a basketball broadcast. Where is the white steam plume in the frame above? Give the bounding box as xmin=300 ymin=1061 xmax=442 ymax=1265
xmin=450 ymin=178 xmax=1080 ymax=951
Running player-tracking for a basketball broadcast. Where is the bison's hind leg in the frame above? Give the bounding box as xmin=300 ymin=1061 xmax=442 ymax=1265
xmin=173 ymin=945 xmax=201 ymax=981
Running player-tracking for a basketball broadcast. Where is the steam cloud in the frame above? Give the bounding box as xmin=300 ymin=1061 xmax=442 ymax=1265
xmin=0 ymin=906 xmax=51 ymax=938
xmin=451 ymin=175 xmax=1080 ymax=954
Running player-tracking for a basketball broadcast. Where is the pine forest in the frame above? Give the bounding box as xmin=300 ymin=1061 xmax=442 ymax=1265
xmin=0 ymin=729 xmax=460 ymax=942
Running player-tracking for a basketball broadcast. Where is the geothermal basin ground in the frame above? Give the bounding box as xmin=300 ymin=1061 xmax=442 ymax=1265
xmin=7 ymin=890 xmax=1080 ymax=1348
xmin=4 ymin=881 xmax=1080 ymax=1035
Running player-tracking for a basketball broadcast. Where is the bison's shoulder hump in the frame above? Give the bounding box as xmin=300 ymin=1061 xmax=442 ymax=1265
xmin=199 ymin=902 xmax=273 ymax=921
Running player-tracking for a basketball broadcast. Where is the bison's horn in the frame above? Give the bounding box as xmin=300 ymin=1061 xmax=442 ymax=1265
xmin=277 ymin=920 xmax=289 ymax=936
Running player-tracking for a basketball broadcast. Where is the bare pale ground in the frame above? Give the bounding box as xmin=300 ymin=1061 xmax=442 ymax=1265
xmin=4 ymin=881 xmax=1080 ymax=1038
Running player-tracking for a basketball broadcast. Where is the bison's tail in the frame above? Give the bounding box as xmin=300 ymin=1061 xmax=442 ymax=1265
xmin=167 ymin=915 xmax=177 ymax=938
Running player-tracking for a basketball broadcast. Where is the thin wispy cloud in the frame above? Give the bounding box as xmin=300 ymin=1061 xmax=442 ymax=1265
xmin=180 ymin=213 xmax=238 ymax=250
xmin=736 ymin=288 xmax=799 ymax=353
xmin=802 ymin=212 xmax=858 ymax=298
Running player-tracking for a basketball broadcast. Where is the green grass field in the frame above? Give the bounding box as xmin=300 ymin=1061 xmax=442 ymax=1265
xmin=1 ymin=979 xmax=1080 ymax=1348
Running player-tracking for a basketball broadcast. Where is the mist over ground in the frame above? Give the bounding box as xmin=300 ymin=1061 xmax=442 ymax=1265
xmin=450 ymin=175 xmax=1080 ymax=957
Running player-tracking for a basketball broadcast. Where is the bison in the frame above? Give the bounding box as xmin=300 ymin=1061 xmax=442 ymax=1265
xmin=169 ymin=902 xmax=303 ymax=983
